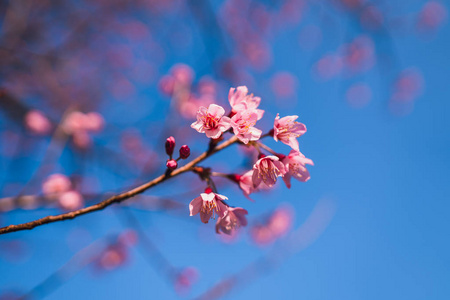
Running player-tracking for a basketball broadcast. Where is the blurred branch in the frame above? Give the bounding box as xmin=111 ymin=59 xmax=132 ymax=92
xmin=0 ymin=136 xmax=238 ymax=235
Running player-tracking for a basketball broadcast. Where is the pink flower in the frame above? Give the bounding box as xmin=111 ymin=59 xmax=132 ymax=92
xmin=230 ymin=109 xmax=262 ymax=144
xmin=174 ymin=267 xmax=199 ymax=295
xmin=282 ymin=150 xmax=314 ymax=188
xmin=24 ymin=110 xmax=52 ymax=135
xmin=59 ymin=190 xmax=84 ymax=211
xmin=189 ymin=192 xmax=228 ymax=223
xmin=190 ymin=104 xmax=231 ymax=139
xmin=252 ymin=155 xmax=286 ymax=188
xmin=42 ymin=174 xmax=71 ymax=200
xmin=250 ymin=204 xmax=294 ymax=246
xmin=84 ymin=112 xmax=104 ymax=132
xmin=216 ymin=207 xmax=248 ymax=235
xmin=228 ymin=86 xmax=264 ymax=120
xmin=238 ymin=170 xmax=256 ymax=200
xmin=273 ymin=114 xmax=307 ymax=151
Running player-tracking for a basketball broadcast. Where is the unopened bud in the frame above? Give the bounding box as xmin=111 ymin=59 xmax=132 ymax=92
xmin=166 ymin=159 xmax=178 ymax=170
xmin=165 ymin=136 xmax=176 ymax=156
xmin=179 ymin=145 xmax=190 ymax=159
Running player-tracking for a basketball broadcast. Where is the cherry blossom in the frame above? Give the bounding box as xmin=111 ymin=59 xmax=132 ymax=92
xmin=230 ymin=109 xmax=262 ymax=144
xmin=228 ymin=86 xmax=264 ymax=120
xmin=24 ymin=110 xmax=52 ymax=135
xmin=252 ymin=155 xmax=286 ymax=188
xmin=281 ymin=150 xmax=314 ymax=188
xmin=216 ymin=207 xmax=248 ymax=235
xmin=42 ymin=174 xmax=72 ymax=200
xmin=59 ymin=190 xmax=84 ymax=211
xmin=189 ymin=192 xmax=228 ymax=223
xmin=273 ymin=113 xmax=307 ymax=151
xmin=190 ymin=104 xmax=231 ymax=139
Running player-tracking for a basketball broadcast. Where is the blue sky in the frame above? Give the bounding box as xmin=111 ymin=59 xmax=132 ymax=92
xmin=1 ymin=1 xmax=450 ymax=299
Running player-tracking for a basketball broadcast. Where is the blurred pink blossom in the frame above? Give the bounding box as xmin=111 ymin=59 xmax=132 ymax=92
xmin=174 ymin=267 xmax=199 ymax=295
xmin=24 ymin=110 xmax=52 ymax=135
xmin=58 ymin=191 xmax=84 ymax=211
xmin=417 ymin=1 xmax=448 ymax=33
xmin=270 ymin=72 xmax=298 ymax=99
xmin=346 ymin=83 xmax=372 ymax=108
xmin=251 ymin=204 xmax=294 ymax=246
xmin=42 ymin=174 xmax=71 ymax=200
xmin=216 ymin=207 xmax=248 ymax=235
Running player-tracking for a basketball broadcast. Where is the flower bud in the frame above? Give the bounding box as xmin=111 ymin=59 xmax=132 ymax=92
xmin=179 ymin=145 xmax=190 ymax=159
xmin=166 ymin=159 xmax=178 ymax=170
xmin=165 ymin=136 xmax=176 ymax=156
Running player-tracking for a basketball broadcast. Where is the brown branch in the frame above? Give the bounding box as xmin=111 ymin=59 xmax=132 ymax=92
xmin=0 ymin=136 xmax=239 ymax=235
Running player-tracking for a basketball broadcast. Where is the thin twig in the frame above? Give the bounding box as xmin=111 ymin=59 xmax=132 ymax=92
xmin=0 ymin=136 xmax=238 ymax=235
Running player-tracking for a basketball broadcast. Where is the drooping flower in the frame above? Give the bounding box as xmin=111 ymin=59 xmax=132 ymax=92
xmin=273 ymin=114 xmax=307 ymax=151
xmin=191 ymin=104 xmax=231 ymax=139
xmin=189 ymin=192 xmax=228 ymax=223
xmin=238 ymin=171 xmax=256 ymax=200
xmin=252 ymin=155 xmax=286 ymax=188
xmin=216 ymin=207 xmax=248 ymax=235
xmin=230 ymin=109 xmax=262 ymax=144
xmin=282 ymin=150 xmax=314 ymax=188
xmin=228 ymin=86 xmax=264 ymax=120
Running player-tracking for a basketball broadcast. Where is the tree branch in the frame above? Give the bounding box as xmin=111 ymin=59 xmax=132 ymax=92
xmin=0 ymin=136 xmax=239 ymax=235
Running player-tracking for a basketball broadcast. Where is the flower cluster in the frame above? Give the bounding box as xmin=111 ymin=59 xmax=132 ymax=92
xmin=42 ymin=174 xmax=84 ymax=210
xmin=187 ymin=86 xmax=312 ymax=235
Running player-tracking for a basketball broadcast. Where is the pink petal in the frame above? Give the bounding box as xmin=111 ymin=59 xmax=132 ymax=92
xmin=200 ymin=193 xmax=216 ymax=201
xmin=252 ymin=169 xmax=262 ymax=187
xmin=200 ymin=211 xmax=212 ymax=223
xmin=207 ymin=104 xmax=225 ymax=117
xmin=205 ymin=128 xmax=222 ymax=139
xmin=189 ymin=197 xmax=202 ymax=216
xmin=282 ymin=173 xmax=292 ymax=189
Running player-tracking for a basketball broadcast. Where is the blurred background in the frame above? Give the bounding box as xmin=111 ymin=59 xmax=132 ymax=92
xmin=1 ymin=0 xmax=449 ymax=299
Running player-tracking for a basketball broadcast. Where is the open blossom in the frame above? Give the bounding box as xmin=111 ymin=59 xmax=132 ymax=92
xmin=228 ymin=86 xmax=264 ymax=120
xmin=191 ymin=104 xmax=231 ymax=139
xmin=189 ymin=192 xmax=228 ymax=223
xmin=216 ymin=207 xmax=248 ymax=235
xmin=252 ymin=155 xmax=286 ymax=188
xmin=282 ymin=150 xmax=314 ymax=188
xmin=273 ymin=114 xmax=307 ymax=151
xmin=230 ymin=109 xmax=262 ymax=144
